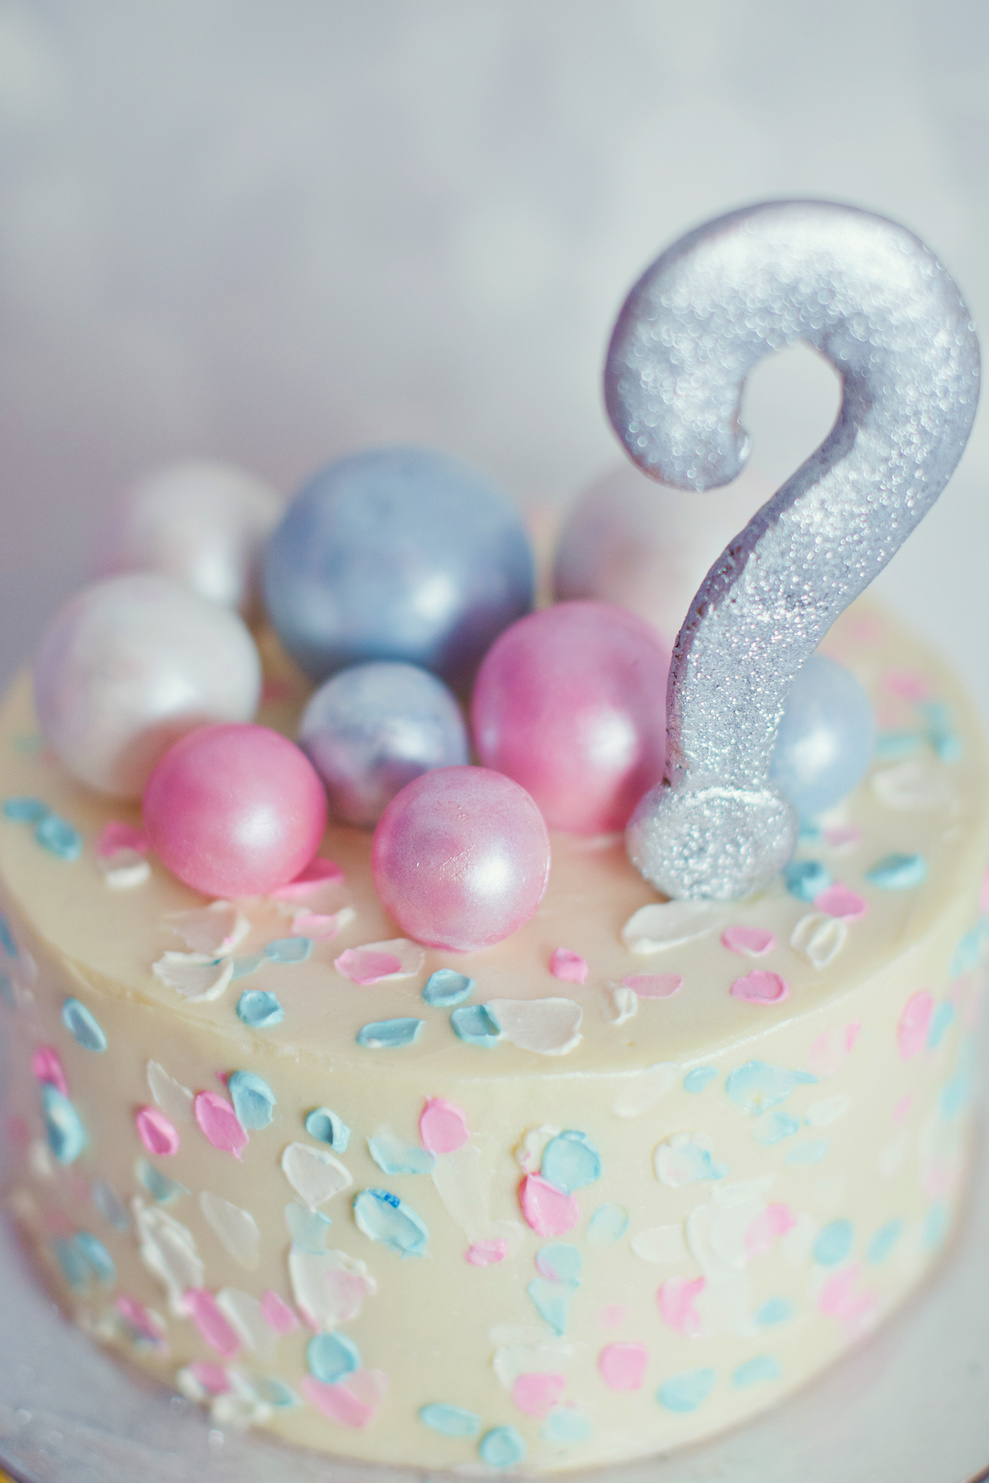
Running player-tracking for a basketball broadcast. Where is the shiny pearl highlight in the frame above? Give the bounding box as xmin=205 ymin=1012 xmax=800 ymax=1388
xmin=33 ymin=574 xmax=262 ymax=798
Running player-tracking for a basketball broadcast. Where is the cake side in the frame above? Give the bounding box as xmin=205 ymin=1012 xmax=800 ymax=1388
xmin=0 ymin=600 xmax=987 ymax=1472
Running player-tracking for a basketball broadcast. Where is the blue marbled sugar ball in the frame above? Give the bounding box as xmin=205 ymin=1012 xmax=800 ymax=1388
xmin=298 ymin=661 xmax=469 ymax=828
xmin=263 ymin=447 xmax=535 ymax=686
xmin=770 ymin=652 xmax=874 ymax=818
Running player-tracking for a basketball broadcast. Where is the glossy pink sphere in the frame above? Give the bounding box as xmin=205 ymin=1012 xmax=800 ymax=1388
xmin=471 ymin=601 xmax=672 ymax=834
xmin=144 ymin=724 xmax=328 ymax=898
xmin=371 ymin=767 xmax=550 ymax=952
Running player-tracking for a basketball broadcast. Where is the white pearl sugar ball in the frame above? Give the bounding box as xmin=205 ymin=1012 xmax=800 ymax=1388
xmin=34 ymin=573 xmax=263 ymax=798
xmin=96 ymin=459 xmax=282 ymax=612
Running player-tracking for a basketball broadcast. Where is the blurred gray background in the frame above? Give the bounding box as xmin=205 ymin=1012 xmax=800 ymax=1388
xmin=1 ymin=0 xmax=988 ymax=708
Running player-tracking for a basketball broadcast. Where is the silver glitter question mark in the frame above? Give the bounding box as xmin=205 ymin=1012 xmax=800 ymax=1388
xmin=605 ymin=200 xmax=979 ymax=901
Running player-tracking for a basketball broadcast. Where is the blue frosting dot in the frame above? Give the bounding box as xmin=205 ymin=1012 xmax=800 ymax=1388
xmin=356 ymin=1017 xmax=424 ymax=1049
xmin=725 ymin=1060 xmax=816 ymax=1116
xmin=307 ymin=1331 xmax=361 ymax=1383
xmin=264 ymin=936 xmax=313 ymax=964
xmin=753 ymin=1110 xmax=801 ymax=1145
xmin=53 ymin=1236 xmax=90 ymax=1288
xmin=422 ymin=969 xmax=475 ymax=1007
xmin=732 ymin=1355 xmax=781 ymax=1387
xmin=541 ymin=1408 xmax=593 ymax=1443
xmin=0 ymin=911 xmax=17 ymax=957
xmin=354 ymin=1188 xmax=429 ymax=1257
xmin=3 ymin=796 xmax=50 ymax=823
xmin=783 ymin=859 xmax=831 ymax=901
xmin=228 ymin=1070 xmax=277 ymax=1130
xmin=137 ymin=1160 xmax=188 ymax=1204
xmin=420 ymin=1402 xmax=481 ymax=1438
xmin=684 ymin=1066 xmax=718 ymax=1094
xmin=252 ymin=1376 xmax=300 ymax=1409
xmin=927 ymin=1001 xmax=955 ymax=1050
xmin=368 ymin=1131 xmax=435 ymax=1175
xmin=756 ymin=1297 xmax=793 ymax=1327
xmin=61 ymin=997 xmax=107 ymax=1052
xmin=91 ymin=1178 xmax=129 ymax=1231
xmin=36 ymin=814 xmax=83 ymax=860
xmin=75 ymin=1231 xmax=116 ymax=1285
xmin=784 ymin=1138 xmax=829 ymax=1166
xmin=657 ymin=1368 xmax=716 ymax=1414
xmin=940 ymin=1042 xmax=974 ymax=1118
xmin=285 ymin=1201 xmax=332 ymax=1252
xmin=528 ymin=1277 xmax=576 ymax=1335
xmin=540 ymin=1130 xmax=601 ymax=1194
xmin=450 ymin=1003 xmax=501 ymax=1046
xmin=479 ymin=1425 xmax=527 ymax=1469
xmin=874 ymin=731 xmax=922 ymax=761
xmin=951 ymin=926 xmax=985 ymax=978
xmin=41 ymin=1084 xmax=86 ymax=1163
xmin=537 ymin=1243 xmax=582 ymax=1283
xmin=930 ymin=727 xmax=962 ymax=762
xmin=305 ymin=1106 xmax=350 ymax=1150
xmin=587 ymin=1203 xmax=629 ymax=1247
xmin=924 ymin=1200 xmax=950 ymax=1251
xmin=866 ymin=852 xmax=928 ymax=891
xmin=231 ymin=953 xmax=265 ymax=981
xmin=236 ymin=990 xmax=285 ymax=1029
xmin=867 ymin=1219 xmax=904 ymax=1265
xmin=813 ymin=1219 xmax=853 ymax=1266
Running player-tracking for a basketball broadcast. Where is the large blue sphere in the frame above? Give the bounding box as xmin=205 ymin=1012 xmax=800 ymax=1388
xmin=263 ymin=447 xmax=535 ymax=686
xmin=298 ymin=661 xmax=469 ymax=828
xmin=770 ymin=652 xmax=874 ymax=818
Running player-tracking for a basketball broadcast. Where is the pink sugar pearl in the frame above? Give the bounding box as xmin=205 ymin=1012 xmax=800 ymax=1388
xmin=371 ymin=766 xmax=550 ymax=952
xmin=144 ymin=723 xmax=327 ymax=897
xmin=471 ymin=600 xmax=671 ymax=834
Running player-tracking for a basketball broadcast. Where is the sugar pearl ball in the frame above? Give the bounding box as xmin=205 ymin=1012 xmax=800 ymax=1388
xmin=144 ymin=724 xmax=328 ymax=898
xmin=372 ymin=767 xmax=550 ymax=952
xmin=472 ymin=601 xmax=672 ymax=835
xmin=299 ymin=661 xmax=469 ymax=828
xmin=33 ymin=574 xmax=262 ymax=798
xmin=96 ymin=460 xmax=282 ymax=613
xmin=771 ymin=652 xmax=874 ymax=818
xmin=553 ymin=463 xmax=760 ymax=639
xmin=262 ymin=446 xmax=535 ymax=686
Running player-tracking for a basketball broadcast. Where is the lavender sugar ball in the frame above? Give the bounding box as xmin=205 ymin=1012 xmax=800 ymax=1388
xmin=299 ymin=661 xmax=469 ymax=828
xmin=770 ymin=652 xmax=874 ymax=818
xmin=262 ymin=447 xmax=535 ymax=686
xmin=33 ymin=574 xmax=262 ymax=798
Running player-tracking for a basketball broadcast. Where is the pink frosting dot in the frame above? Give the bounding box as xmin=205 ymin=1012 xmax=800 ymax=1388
xmin=882 ymin=668 xmax=929 ymax=700
xmin=184 ymin=1288 xmax=241 ymax=1358
xmin=143 ymin=723 xmax=328 ymax=898
xmin=898 ymin=990 xmax=933 ymax=1060
xmin=745 ymin=1202 xmax=796 ymax=1259
xmin=512 ymin=1371 xmax=566 ymax=1417
xmin=261 ymin=1290 xmax=300 ymax=1335
xmin=194 ymin=1091 xmax=248 ymax=1158
xmin=465 ymin=1238 xmax=508 ymax=1266
xmin=189 ymin=1360 xmax=230 ymax=1395
xmin=519 ymin=1173 xmax=580 ymax=1236
xmin=815 ymin=883 xmax=868 ymax=920
xmin=807 ymin=1022 xmax=861 ymax=1078
xmin=550 ymin=948 xmax=588 ymax=984
xmin=135 ymin=1105 xmax=180 ymax=1156
xmin=596 ymin=1303 xmax=628 ymax=1329
xmin=335 ymin=948 xmax=403 ymax=985
xmin=621 ymin=972 xmax=682 ymax=999
xmin=301 ymin=1376 xmax=374 ymax=1429
xmin=419 ymin=1097 xmax=470 ymax=1154
xmin=116 ymin=1293 xmax=165 ymax=1345
xmin=598 ymin=1341 xmax=649 ymax=1391
xmin=730 ymin=970 xmax=789 ymax=1005
xmin=892 ymin=1093 xmax=913 ymax=1125
xmin=31 ymin=1045 xmax=68 ymax=1097
xmin=823 ymin=824 xmax=862 ymax=850
xmin=95 ymin=820 xmax=149 ymax=859
xmin=656 ymin=1275 xmax=705 ymax=1337
xmin=721 ymin=925 xmax=776 ymax=957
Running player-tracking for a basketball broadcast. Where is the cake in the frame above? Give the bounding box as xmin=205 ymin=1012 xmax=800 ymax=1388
xmin=0 ymin=200 xmax=985 ymax=1475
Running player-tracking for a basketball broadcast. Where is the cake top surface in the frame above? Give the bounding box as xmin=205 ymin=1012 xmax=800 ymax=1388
xmin=1 ymin=600 xmax=986 ymax=1080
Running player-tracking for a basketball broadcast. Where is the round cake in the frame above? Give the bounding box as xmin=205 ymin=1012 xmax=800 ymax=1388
xmin=0 ymin=599 xmax=985 ymax=1473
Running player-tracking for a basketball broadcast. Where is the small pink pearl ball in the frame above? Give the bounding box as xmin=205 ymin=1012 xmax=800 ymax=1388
xmin=371 ymin=767 xmax=550 ymax=952
xmin=144 ymin=724 xmax=328 ymax=898
xmin=472 ymin=600 xmax=672 ymax=835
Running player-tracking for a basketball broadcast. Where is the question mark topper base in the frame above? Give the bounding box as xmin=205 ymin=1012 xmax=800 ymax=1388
xmin=1 ymin=593 xmax=987 ymax=1471
xmin=606 ymin=200 xmax=979 ymax=902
